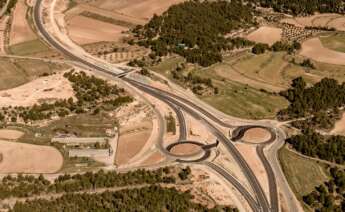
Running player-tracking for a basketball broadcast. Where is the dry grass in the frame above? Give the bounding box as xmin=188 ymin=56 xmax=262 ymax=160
xmin=320 ymin=33 xmax=345 ymax=53
xmin=279 ymin=146 xmax=329 ymax=198
xmin=281 ymin=13 xmax=345 ymax=32
xmin=66 ymin=15 xmax=128 ymax=45
xmin=0 ymin=58 xmax=66 ymax=91
xmin=88 ymin=0 xmax=185 ymax=20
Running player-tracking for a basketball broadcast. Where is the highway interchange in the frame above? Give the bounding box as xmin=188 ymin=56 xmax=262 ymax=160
xmin=32 ymin=0 xmax=301 ymax=211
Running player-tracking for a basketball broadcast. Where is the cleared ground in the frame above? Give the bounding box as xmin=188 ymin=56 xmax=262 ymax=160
xmin=279 ymin=146 xmax=328 ymax=199
xmin=0 ymin=72 xmax=74 ymax=107
xmin=0 ymin=129 xmax=24 ymax=140
xmin=246 ymin=26 xmax=282 ymax=45
xmin=300 ymin=37 xmax=345 ymax=65
xmin=0 ymin=140 xmax=63 ymax=173
xmin=115 ymin=120 xmax=152 ymax=166
xmin=331 ymin=113 xmax=345 ymax=136
xmin=0 ymin=58 xmax=66 ymax=91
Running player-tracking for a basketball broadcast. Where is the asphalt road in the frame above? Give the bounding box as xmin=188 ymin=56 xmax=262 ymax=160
xmin=126 ymin=79 xmax=270 ymax=212
xmin=32 ymin=1 xmax=284 ymax=211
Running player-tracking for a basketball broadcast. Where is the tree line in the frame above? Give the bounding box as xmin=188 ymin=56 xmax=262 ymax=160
xmin=252 ymin=40 xmax=301 ymax=54
xmin=11 ymin=185 xmax=239 ymax=212
xmin=132 ymin=0 xmax=254 ymax=67
xmin=278 ymin=77 xmax=345 ymax=129
xmin=287 ymin=128 xmax=345 ymax=164
xmin=303 ymin=167 xmax=345 ymax=211
xmin=249 ymin=0 xmax=345 ymax=15
xmin=0 ymin=166 xmax=189 ymax=200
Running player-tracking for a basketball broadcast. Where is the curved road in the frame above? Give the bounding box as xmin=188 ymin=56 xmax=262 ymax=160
xmin=31 ymin=1 xmax=298 ymax=211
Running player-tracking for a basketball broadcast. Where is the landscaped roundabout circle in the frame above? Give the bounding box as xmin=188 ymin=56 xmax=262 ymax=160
xmin=231 ymin=126 xmax=276 ymax=145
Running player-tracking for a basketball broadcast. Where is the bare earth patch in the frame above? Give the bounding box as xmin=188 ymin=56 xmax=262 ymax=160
xmin=0 ymin=140 xmax=63 ymax=173
xmin=0 ymin=72 xmax=74 ymax=107
xmin=170 ymin=143 xmax=202 ymax=156
xmin=0 ymin=129 xmax=24 ymax=140
xmin=246 ymin=26 xmax=282 ymax=45
xmin=66 ymin=15 xmax=128 ymax=45
xmin=9 ymin=0 xmax=37 ymax=45
xmin=331 ymin=113 xmax=345 ymax=136
xmin=242 ymin=128 xmax=271 ymax=144
xmin=300 ymin=37 xmax=345 ymax=65
xmin=115 ymin=121 xmax=152 ymax=166
xmin=140 ymin=151 xmax=165 ymax=166
xmin=236 ymin=143 xmax=270 ymax=200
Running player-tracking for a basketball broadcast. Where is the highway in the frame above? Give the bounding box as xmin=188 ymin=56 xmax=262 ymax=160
xmin=32 ymin=0 xmax=290 ymax=211
xmin=122 ymin=78 xmax=270 ymax=212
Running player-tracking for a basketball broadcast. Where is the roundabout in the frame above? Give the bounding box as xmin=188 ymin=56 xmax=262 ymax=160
xmin=165 ymin=140 xmax=218 ymax=163
xmin=231 ymin=126 xmax=276 ymax=145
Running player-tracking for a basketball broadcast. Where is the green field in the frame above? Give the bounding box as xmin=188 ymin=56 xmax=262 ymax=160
xmin=150 ymin=55 xmax=288 ymax=119
xmin=16 ymin=113 xmax=117 ymax=145
xmin=9 ymin=39 xmax=50 ymax=56
xmin=0 ymin=58 xmax=66 ymax=90
xmin=279 ymin=146 xmax=329 ymax=199
xmin=320 ymin=33 xmax=345 ymax=53
xmin=149 ymin=51 xmax=345 ymax=119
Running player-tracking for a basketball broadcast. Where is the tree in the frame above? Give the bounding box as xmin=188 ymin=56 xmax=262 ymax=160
xmin=252 ymin=43 xmax=269 ymax=54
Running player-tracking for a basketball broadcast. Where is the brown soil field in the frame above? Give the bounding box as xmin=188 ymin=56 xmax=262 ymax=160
xmin=327 ymin=17 xmax=345 ymax=31
xmin=140 ymin=151 xmax=165 ymax=166
xmin=170 ymin=143 xmax=202 ymax=156
xmin=88 ymin=0 xmax=185 ymax=20
xmin=66 ymin=15 xmax=128 ymax=45
xmin=246 ymin=26 xmax=282 ymax=45
xmin=241 ymin=128 xmax=271 ymax=144
xmin=0 ymin=129 xmax=24 ymax=140
xmin=300 ymin=37 xmax=345 ymax=65
xmin=115 ymin=121 xmax=152 ymax=166
xmin=9 ymin=0 xmax=37 ymax=45
xmin=331 ymin=113 xmax=345 ymax=136
xmin=0 ymin=140 xmax=63 ymax=173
